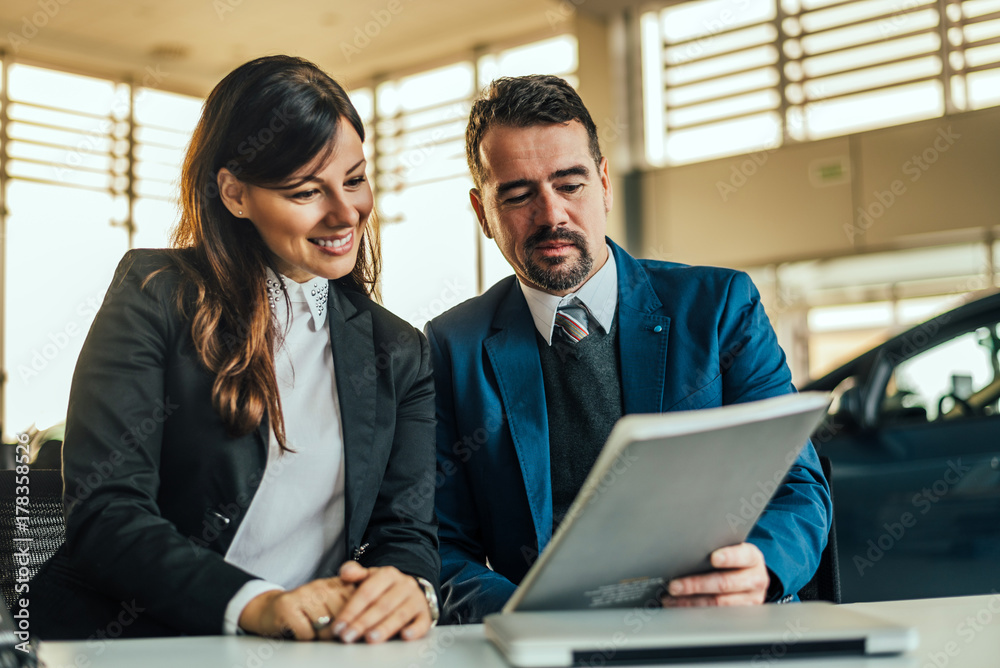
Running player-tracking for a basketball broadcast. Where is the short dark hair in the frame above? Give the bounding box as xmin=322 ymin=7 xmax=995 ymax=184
xmin=465 ymin=75 xmax=602 ymax=188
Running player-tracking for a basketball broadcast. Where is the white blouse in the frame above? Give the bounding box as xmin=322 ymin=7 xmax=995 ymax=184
xmin=221 ymin=271 xmax=346 ymax=634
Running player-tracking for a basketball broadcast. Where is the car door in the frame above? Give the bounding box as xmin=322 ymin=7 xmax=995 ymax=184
xmin=832 ymin=321 xmax=1000 ymax=603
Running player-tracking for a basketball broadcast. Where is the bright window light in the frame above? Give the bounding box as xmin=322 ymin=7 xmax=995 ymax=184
xmin=5 ymin=181 xmax=127 ymax=434
xmin=804 ymin=56 xmax=942 ymax=100
xmin=964 ymin=17 xmax=1000 ymax=43
xmin=666 ymin=112 xmax=781 ymax=164
xmin=666 ymin=24 xmax=777 ymax=65
xmin=891 ymin=332 xmax=994 ymax=420
xmin=2 ymin=64 xmax=201 ymax=436
xmin=667 ymin=67 xmax=780 ymax=107
xmin=134 ymin=88 xmax=201 ymax=129
xmin=962 ymin=0 xmax=1000 ymax=18
xmin=802 ymin=9 xmax=939 ymax=55
xmin=397 ymin=63 xmax=475 ymax=113
xmin=641 ymin=11 xmax=666 ymax=166
xmin=667 ymin=89 xmax=780 ymax=127
xmin=968 ymin=69 xmax=1000 ymax=108
xmin=350 ymin=87 xmax=374 ymax=123
xmin=642 ymin=0 xmax=999 ymax=167
xmin=494 ymin=35 xmax=578 ymax=77
xmin=134 ymin=88 xmax=201 ymax=248
xmin=666 ymin=45 xmax=778 ymax=87
xmin=661 ymin=0 xmax=776 ymax=43
xmin=801 ymin=0 xmax=933 ymax=34
xmin=8 ymin=64 xmax=116 ymax=115
xmin=803 ymin=80 xmax=943 ymax=139
xmin=896 ymin=296 xmax=962 ymax=324
xmin=378 ymin=176 xmax=478 ymax=329
xmin=965 ymin=42 xmax=1000 ymax=67
xmin=809 ymin=302 xmax=895 ymax=332
xmin=802 ymin=33 xmax=940 ymax=79
xmin=802 ymin=0 xmax=851 ymax=10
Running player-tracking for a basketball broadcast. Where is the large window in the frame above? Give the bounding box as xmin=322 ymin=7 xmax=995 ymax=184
xmin=0 ymin=60 xmax=201 ymax=440
xmin=0 ymin=35 xmax=578 ymax=439
xmin=641 ymin=0 xmax=1000 ymax=165
xmin=373 ymin=61 xmax=481 ymax=327
xmin=747 ymin=240 xmax=997 ymax=383
xmin=883 ymin=324 xmax=1000 ymax=422
xmin=361 ymin=35 xmax=579 ymax=328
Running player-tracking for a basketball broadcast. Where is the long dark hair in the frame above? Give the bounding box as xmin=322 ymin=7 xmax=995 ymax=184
xmin=165 ymin=55 xmax=381 ymax=449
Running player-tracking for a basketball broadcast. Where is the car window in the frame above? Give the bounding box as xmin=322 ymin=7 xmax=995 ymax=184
xmin=881 ymin=324 xmax=1000 ymax=423
xmin=827 ymin=376 xmax=857 ymax=416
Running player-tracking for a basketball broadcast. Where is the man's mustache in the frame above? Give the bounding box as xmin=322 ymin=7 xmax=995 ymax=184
xmin=524 ymin=228 xmax=587 ymax=252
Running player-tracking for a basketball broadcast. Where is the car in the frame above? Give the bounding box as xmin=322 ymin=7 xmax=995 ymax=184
xmin=803 ymin=290 xmax=1000 ymax=603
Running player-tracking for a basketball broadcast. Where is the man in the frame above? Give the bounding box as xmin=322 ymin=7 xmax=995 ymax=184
xmin=425 ymin=75 xmax=832 ymax=624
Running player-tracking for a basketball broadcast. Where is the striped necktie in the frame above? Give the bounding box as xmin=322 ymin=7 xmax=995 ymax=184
xmin=554 ymin=304 xmax=590 ymax=343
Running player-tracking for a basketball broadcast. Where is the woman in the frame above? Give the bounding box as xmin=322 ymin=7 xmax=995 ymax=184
xmin=29 ymin=55 xmax=439 ymax=642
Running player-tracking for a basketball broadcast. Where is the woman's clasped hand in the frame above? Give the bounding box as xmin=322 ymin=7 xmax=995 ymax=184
xmin=241 ymin=562 xmax=436 ymax=643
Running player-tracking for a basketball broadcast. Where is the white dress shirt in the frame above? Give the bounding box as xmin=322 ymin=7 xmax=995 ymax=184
xmin=221 ymin=271 xmax=347 ymax=634
xmin=519 ymin=244 xmax=619 ymax=345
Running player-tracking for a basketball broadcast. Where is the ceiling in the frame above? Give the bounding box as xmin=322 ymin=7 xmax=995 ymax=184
xmin=0 ymin=0 xmax=619 ymax=96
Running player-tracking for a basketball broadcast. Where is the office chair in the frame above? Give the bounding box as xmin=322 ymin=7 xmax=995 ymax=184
xmin=796 ymin=455 xmax=842 ymax=603
xmin=0 ymin=470 xmax=66 ymax=611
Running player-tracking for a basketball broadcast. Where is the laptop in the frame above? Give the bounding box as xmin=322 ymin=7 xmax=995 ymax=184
xmin=485 ymin=604 xmax=918 ymax=667
xmin=484 ymin=393 xmax=918 ymax=665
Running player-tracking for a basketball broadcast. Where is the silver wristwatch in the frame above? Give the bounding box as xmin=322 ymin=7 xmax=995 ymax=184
xmin=414 ymin=576 xmax=440 ymax=627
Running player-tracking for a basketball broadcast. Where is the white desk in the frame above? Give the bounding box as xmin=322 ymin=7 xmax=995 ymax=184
xmin=38 ymin=594 xmax=1000 ymax=668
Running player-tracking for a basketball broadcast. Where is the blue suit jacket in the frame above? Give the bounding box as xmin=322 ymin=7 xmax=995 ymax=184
xmin=425 ymin=240 xmax=832 ymax=623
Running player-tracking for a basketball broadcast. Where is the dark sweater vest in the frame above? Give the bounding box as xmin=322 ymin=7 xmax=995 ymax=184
xmin=537 ymin=314 xmax=624 ymax=530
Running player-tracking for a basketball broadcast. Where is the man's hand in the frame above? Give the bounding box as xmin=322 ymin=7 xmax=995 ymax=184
xmin=239 ymin=578 xmax=356 ymax=640
xmin=332 ymin=561 xmax=434 ymax=644
xmin=662 ymin=543 xmax=770 ymax=607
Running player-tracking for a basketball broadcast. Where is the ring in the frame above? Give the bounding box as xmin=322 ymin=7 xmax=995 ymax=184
xmin=312 ymin=615 xmax=332 ymax=631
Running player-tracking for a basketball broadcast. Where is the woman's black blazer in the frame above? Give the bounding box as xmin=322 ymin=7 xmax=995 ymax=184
xmin=29 ymin=249 xmax=440 ymax=639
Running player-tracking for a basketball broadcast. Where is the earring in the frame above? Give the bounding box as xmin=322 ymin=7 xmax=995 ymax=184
xmin=238 ymin=211 xmax=243 ymax=216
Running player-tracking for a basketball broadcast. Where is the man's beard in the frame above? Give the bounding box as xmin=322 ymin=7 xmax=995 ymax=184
xmin=523 ymin=228 xmax=593 ymax=292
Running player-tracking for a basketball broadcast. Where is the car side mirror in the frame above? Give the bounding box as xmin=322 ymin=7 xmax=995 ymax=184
xmin=834 ymin=385 xmax=864 ymax=429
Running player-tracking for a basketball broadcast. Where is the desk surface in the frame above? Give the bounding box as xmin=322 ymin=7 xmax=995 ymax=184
xmin=38 ymin=594 xmax=1000 ymax=668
